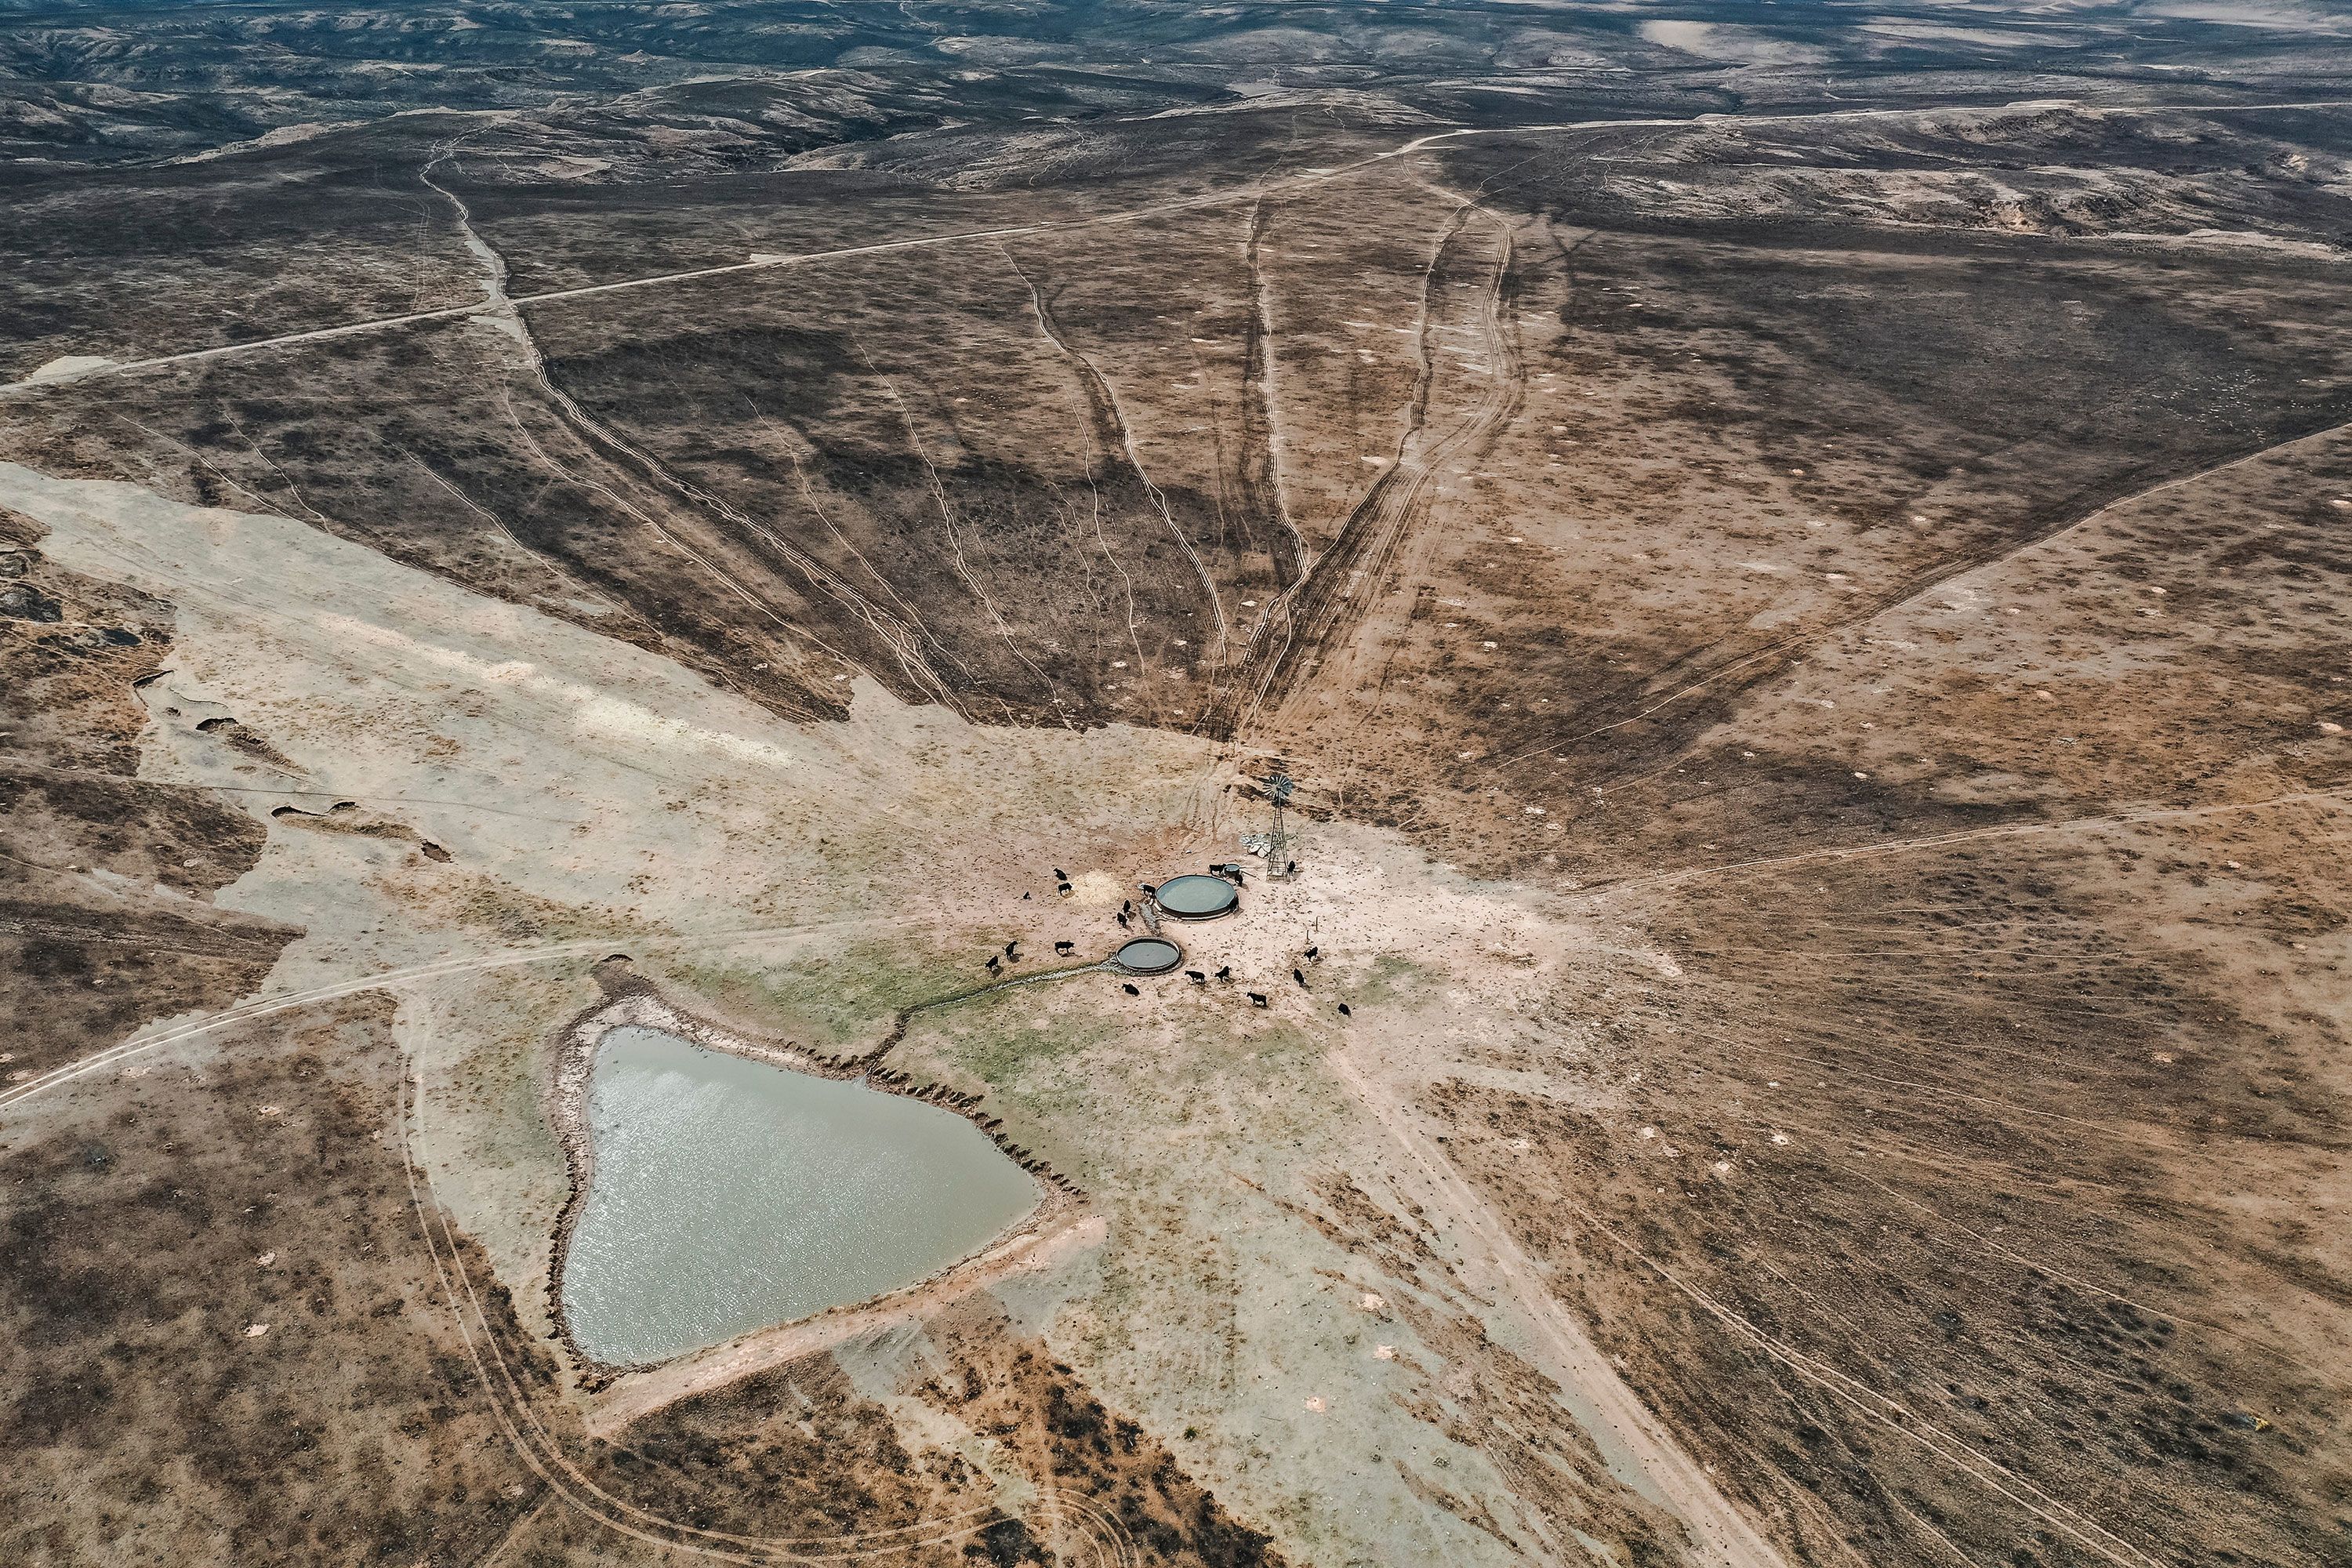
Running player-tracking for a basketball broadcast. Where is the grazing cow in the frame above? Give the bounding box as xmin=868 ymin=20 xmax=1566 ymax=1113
xmin=1121 ymin=982 xmax=1140 ymax=996
xmin=1116 ymin=911 xmax=1131 ymax=929
xmin=985 ymin=955 xmax=1001 ymax=975
xmin=1004 ymin=940 xmax=1020 ymax=960
xmin=1185 ymin=970 xmax=1205 ymax=984
xmin=1054 ymin=868 xmax=1067 ymax=881
xmin=1054 ymin=940 xmax=1074 ymax=956
xmin=1214 ymin=966 xmax=1232 ymax=982
xmin=1293 ymin=968 xmax=1307 ymax=988
xmin=1338 ymin=1003 xmax=1352 ymax=1018
xmin=1304 ymin=945 xmax=1319 ymax=961
xmin=1247 ymin=992 xmax=1269 ymax=1008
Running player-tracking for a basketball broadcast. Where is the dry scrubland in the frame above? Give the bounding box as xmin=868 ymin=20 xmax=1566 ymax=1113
xmin=3 ymin=3 xmax=2351 ymax=1566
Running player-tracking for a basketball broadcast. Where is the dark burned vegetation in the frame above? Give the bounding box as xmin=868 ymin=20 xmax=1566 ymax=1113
xmin=0 ymin=995 xmax=545 ymax=1566
xmin=0 ymin=507 xmax=295 ymax=1079
xmin=5 ymin=3 xmax=2352 ymax=1566
xmin=910 ymin=1301 xmax=1288 ymax=1568
xmin=1425 ymin=812 xmax=2352 ymax=1566
xmin=0 ymin=989 xmax=1274 ymax=1567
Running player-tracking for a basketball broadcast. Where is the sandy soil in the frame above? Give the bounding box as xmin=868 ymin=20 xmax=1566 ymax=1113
xmin=0 ymin=458 xmax=1772 ymax=1566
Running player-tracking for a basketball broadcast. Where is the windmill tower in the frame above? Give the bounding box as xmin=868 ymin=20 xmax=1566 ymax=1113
xmin=1263 ymin=770 xmax=1295 ymax=880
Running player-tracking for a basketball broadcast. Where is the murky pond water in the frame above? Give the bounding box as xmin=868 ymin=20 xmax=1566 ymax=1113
xmin=561 ymin=1026 xmax=1038 ymax=1366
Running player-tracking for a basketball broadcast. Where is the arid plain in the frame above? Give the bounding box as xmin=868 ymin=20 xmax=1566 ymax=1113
xmin=3 ymin=3 xmax=2350 ymax=1566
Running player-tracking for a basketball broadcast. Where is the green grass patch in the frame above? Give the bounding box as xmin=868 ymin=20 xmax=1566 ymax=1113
xmin=673 ymin=931 xmax=989 ymax=1049
xmin=899 ymin=977 xmax=1121 ymax=1093
xmin=1348 ymin=952 xmax=1430 ymax=1007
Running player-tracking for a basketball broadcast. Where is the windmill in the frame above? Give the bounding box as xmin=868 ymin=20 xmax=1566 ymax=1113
xmin=1262 ymin=769 xmax=1295 ymax=880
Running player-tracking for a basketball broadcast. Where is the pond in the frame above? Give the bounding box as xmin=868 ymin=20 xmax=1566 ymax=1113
xmin=561 ymin=1026 xmax=1038 ymax=1366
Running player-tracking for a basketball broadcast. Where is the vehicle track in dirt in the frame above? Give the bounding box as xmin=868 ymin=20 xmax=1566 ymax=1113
xmin=1583 ymin=785 xmax=2352 ymax=900
xmin=1327 ymin=1042 xmax=1787 ymax=1568
xmin=0 ymin=917 xmax=919 ymax=1114
xmin=1479 ymin=409 xmax=2352 ymax=778
xmin=401 ymin=1066 xmax=1139 ymax=1566
xmin=1238 ymin=195 xmax=1309 ymax=593
xmin=11 ymin=96 xmax=2347 ymax=401
xmin=428 ymin=181 xmax=984 ymax=723
xmin=1000 ymin=244 xmax=1231 ymax=713
xmin=1224 ymin=198 xmax=1519 ymax=739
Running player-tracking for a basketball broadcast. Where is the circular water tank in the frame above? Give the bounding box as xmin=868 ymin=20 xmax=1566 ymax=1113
xmin=1114 ymin=937 xmax=1182 ymax=975
xmin=1153 ymin=873 xmax=1240 ymax=920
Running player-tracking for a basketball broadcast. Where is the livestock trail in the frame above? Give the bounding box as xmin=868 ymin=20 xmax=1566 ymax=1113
xmin=1219 ymin=196 xmax=1521 ymax=738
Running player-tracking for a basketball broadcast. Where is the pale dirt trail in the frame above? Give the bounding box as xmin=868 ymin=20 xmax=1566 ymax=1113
xmin=402 ymin=1067 xmax=1134 ymax=1567
xmin=0 ymin=916 xmax=921 ymax=1114
xmin=1 ymin=181 xmax=1321 ymax=396
xmin=1001 ymin=245 xmax=1230 ymax=651
xmin=1327 ymin=1042 xmax=1788 ymax=1568
xmin=16 ymin=95 xmax=2343 ymax=399
xmin=1586 ymin=788 xmax=2352 ymax=901
xmin=586 ymin=1211 xmax=1111 ymax=1438
xmin=1484 ymin=408 xmax=2352 ymax=774
xmin=1240 ymin=194 xmax=1309 ymax=587
xmin=419 ymin=176 xmax=924 ymax=704
xmin=1222 ymin=194 xmax=1519 ymax=740
xmin=1502 ymin=1160 xmax=2170 ymax=1568
xmin=1272 ymin=200 xmax=1522 ymax=729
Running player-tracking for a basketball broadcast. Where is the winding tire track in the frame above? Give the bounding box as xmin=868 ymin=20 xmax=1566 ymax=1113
xmin=11 ymin=97 xmax=2349 ymax=401
xmin=1326 ymin=1044 xmax=1784 ymax=1568
xmin=1483 ymin=409 xmax=2352 ymax=775
xmin=1238 ymin=195 xmax=1309 ymax=593
xmin=0 ymin=920 xmax=920 ymax=1114
xmin=1584 ymin=786 xmax=2352 ymax=900
xmin=1004 ymin=249 xmax=1229 ymax=649
xmin=1230 ymin=201 xmax=1519 ymax=735
xmin=5 ymin=932 xmax=1129 ymax=1564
